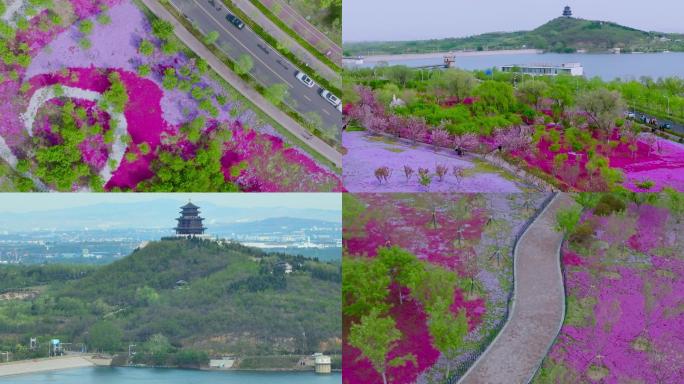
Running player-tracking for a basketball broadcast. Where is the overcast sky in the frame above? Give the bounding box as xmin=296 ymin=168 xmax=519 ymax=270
xmin=343 ymin=0 xmax=684 ymax=42
xmin=0 ymin=193 xmax=341 ymax=213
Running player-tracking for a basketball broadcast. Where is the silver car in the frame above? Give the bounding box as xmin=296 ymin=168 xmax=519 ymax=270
xmin=319 ymin=89 xmax=341 ymax=107
xmin=295 ymin=71 xmax=315 ymax=88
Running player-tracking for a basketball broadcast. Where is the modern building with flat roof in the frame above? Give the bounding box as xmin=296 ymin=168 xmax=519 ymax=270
xmin=500 ymin=63 xmax=584 ymax=76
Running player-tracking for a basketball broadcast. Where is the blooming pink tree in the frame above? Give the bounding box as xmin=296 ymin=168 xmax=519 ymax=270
xmin=386 ymin=115 xmax=404 ymax=137
xmin=401 ymin=117 xmax=428 ymax=143
xmin=374 ymin=166 xmax=392 ymax=184
xmin=364 ymin=114 xmax=388 ymax=135
xmin=452 ymin=133 xmax=479 ymax=154
xmin=403 ymin=165 xmax=414 ymax=181
xmin=355 ymin=85 xmax=384 ymax=115
xmin=435 ymin=164 xmax=448 ymax=181
xmin=430 ymin=128 xmax=451 ymax=151
xmin=452 ymin=166 xmax=465 ymax=186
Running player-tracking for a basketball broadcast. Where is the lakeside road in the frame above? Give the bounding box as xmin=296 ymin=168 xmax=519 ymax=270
xmin=0 ymin=355 xmax=110 ymax=377
xmin=141 ymin=0 xmax=342 ymax=168
xmin=360 ymin=49 xmax=543 ymax=62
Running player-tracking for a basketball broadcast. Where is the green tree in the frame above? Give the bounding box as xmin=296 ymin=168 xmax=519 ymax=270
xmin=576 ymin=88 xmax=626 ymax=131
xmin=203 ymin=30 xmax=219 ymax=45
xmin=88 ymin=321 xmax=123 ymax=353
xmin=137 ymin=64 xmax=151 ymax=77
xmin=162 ymin=68 xmax=178 ymax=90
xmin=555 ymin=206 xmax=583 ymax=235
xmin=264 ymin=83 xmax=289 ymax=106
xmin=342 ymin=257 xmax=390 ymax=317
xmin=377 ymin=247 xmax=423 ymax=305
xmin=234 ymin=54 xmax=253 ymax=75
xmin=436 ymin=69 xmax=476 ymax=101
xmin=348 ymin=310 xmax=401 ymax=384
xmin=79 ymin=20 xmax=94 ymax=35
xmin=385 ymin=65 xmax=413 ymax=88
xmin=135 ymin=286 xmax=160 ymax=306
xmin=138 ymin=39 xmax=154 ymax=56
xmin=516 ymin=80 xmax=548 ymax=110
xmin=429 ymin=302 xmax=468 ymax=379
xmin=151 ymin=19 xmax=174 ymax=40
xmin=102 ymin=72 xmax=128 ymax=113
xmin=473 ymin=81 xmax=515 ymax=113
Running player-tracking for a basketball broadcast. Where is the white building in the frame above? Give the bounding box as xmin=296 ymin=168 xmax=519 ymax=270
xmin=313 ymin=353 xmax=332 ymax=374
xmin=500 ymin=63 xmax=584 ymax=76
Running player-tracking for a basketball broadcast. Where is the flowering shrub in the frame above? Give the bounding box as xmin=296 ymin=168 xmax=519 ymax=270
xmin=344 ymin=193 xmax=548 ymax=384
xmin=536 ymin=198 xmax=684 ymax=383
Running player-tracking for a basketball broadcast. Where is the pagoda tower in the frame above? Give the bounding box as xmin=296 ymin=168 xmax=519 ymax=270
xmin=174 ymin=201 xmax=207 ymax=236
xmin=562 ymin=6 xmax=572 ymax=17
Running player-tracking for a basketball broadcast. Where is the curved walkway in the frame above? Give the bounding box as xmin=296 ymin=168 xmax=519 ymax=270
xmin=458 ymin=193 xmax=576 ymax=384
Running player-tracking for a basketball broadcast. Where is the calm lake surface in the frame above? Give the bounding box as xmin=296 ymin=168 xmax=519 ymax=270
xmin=0 ymin=367 xmax=342 ymax=383
xmin=357 ymin=52 xmax=684 ymax=80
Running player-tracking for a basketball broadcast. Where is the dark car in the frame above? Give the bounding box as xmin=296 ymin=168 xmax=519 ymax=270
xmin=226 ymin=14 xmax=245 ymax=29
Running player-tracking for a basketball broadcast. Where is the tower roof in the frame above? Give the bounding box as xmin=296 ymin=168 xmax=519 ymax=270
xmin=181 ymin=201 xmax=200 ymax=209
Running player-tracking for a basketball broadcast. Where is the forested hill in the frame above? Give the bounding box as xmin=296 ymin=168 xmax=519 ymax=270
xmin=0 ymin=238 xmax=341 ymax=360
xmin=343 ymin=17 xmax=684 ymax=56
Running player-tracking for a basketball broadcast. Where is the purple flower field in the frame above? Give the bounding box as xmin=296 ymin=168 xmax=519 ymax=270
xmin=342 ymin=131 xmax=524 ymax=192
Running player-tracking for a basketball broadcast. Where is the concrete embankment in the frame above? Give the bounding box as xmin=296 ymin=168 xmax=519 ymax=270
xmin=0 ymin=355 xmax=112 ymax=377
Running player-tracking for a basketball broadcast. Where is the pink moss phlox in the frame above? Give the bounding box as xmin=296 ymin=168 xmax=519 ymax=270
xmin=79 ymin=134 xmax=107 ymax=170
xmin=450 ymin=288 xmax=486 ymax=331
xmin=343 ymin=292 xmax=440 ymax=384
xmin=627 ymin=203 xmax=670 ymax=253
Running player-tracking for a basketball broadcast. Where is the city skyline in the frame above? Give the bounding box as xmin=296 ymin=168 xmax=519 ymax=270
xmin=0 ymin=193 xmax=342 ymax=214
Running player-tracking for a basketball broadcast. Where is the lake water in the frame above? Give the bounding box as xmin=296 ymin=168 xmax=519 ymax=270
xmin=356 ymin=52 xmax=684 ymax=80
xmin=0 ymin=367 xmax=342 ymax=383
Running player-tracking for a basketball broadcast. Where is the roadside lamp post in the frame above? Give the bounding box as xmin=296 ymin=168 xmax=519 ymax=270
xmin=666 ymin=96 xmax=670 ymax=115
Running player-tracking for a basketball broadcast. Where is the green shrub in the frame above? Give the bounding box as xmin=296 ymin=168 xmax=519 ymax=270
xmin=593 ymin=194 xmax=626 ymax=216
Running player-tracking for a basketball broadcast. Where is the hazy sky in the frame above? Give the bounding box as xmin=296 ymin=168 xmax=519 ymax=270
xmin=0 ymin=193 xmax=341 ymax=213
xmin=343 ymin=0 xmax=684 ymax=42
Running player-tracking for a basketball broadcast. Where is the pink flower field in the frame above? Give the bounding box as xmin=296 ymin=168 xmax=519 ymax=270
xmin=0 ymin=0 xmax=341 ymax=191
xmin=343 ymin=193 xmax=549 ymax=384
xmin=344 ymin=84 xmax=684 ymax=193
xmin=535 ymin=199 xmax=684 ymax=383
xmin=513 ymin=125 xmax=684 ymax=192
xmin=342 ymin=131 xmax=525 ymax=192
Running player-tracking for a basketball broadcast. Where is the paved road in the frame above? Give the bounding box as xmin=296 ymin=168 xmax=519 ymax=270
xmin=259 ymin=0 xmax=342 ymax=64
xmin=143 ymin=0 xmax=342 ymax=168
xmin=232 ymin=0 xmax=340 ymax=80
xmin=459 ymin=193 xmax=575 ymax=384
xmin=169 ymin=0 xmax=341 ymax=134
xmin=631 ymin=110 xmax=684 ymax=137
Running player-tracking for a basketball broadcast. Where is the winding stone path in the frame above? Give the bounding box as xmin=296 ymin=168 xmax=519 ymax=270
xmin=458 ymin=193 xmax=576 ymax=384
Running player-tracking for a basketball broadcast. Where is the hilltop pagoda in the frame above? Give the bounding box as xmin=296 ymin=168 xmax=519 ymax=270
xmin=174 ymin=201 xmax=207 ymax=236
xmin=562 ymin=6 xmax=573 ymax=17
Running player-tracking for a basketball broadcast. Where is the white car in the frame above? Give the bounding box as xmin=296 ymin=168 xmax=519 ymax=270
xmin=336 ymin=103 xmax=342 ymax=113
xmin=295 ymin=71 xmax=315 ymax=88
xmin=319 ymin=89 xmax=341 ymax=107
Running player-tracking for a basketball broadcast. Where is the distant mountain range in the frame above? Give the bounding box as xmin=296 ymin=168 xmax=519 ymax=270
xmin=0 ymin=200 xmax=340 ymax=232
xmin=344 ymin=16 xmax=684 ymax=56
